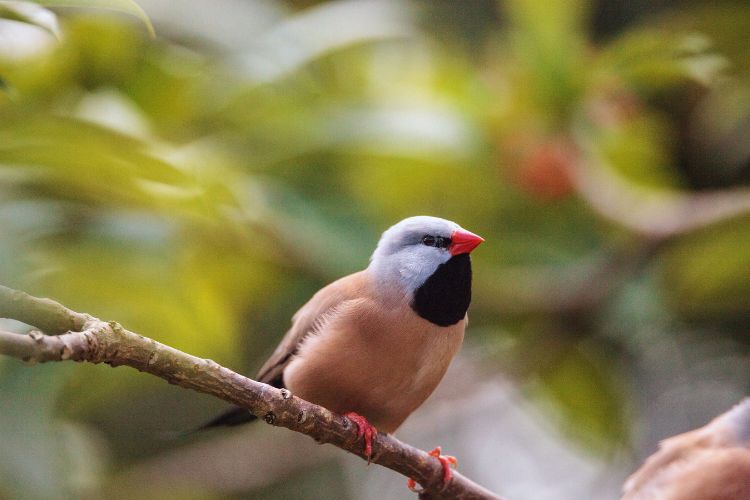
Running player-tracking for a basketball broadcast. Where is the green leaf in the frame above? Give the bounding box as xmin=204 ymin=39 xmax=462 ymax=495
xmin=0 ymin=116 xmax=218 ymax=215
xmin=236 ymin=0 xmax=414 ymax=83
xmin=596 ymin=112 xmax=683 ymax=190
xmin=33 ymin=0 xmax=154 ymax=37
xmin=596 ymin=29 xmax=727 ymax=94
xmin=0 ymin=2 xmax=60 ymax=37
xmin=664 ymin=218 xmax=750 ymax=320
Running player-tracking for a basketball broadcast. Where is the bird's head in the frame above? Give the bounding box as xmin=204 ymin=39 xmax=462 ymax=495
xmin=368 ymin=216 xmax=484 ymax=299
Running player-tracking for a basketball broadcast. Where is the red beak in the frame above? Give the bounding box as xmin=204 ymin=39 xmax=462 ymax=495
xmin=449 ymin=229 xmax=484 ymax=255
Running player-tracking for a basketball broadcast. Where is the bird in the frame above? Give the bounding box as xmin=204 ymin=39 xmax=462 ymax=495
xmin=200 ymin=215 xmax=484 ymax=482
xmin=622 ymin=398 xmax=750 ymax=500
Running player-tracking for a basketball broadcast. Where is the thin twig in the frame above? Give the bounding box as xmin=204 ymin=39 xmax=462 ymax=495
xmin=0 ymin=285 xmax=88 ymax=334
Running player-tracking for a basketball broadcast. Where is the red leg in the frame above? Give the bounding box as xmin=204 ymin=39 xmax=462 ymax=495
xmin=407 ymin=446 xmax=458 ymax=493
xmin=343 ymin=412 xmax=377 ymax=462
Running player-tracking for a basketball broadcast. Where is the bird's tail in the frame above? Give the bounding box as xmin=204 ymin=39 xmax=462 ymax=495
xmin=159 ymin=406 xmax=258 ymax=440
xmin=198 ymin=406 xmax=258 ymax=430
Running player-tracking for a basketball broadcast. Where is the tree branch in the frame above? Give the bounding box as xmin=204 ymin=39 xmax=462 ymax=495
xmin=571 ymin=135 xmax=750 ymax=241
xmin=0 ymin=285 xmax=501 ymax=500
xmin=0 ymin=285 xmax=88 ymax=334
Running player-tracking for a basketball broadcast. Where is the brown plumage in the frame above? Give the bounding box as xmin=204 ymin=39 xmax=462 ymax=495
xmin=202 ymin=216 xmax=483 ymax=436
xmin=623 ymin=399 xmax=750 ymax=500
xmin=261 ymin=271 xmax=465 ymax=433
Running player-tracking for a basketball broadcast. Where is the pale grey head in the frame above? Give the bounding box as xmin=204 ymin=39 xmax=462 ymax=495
xmin=368 ymin=216 xmax=462 ymax=296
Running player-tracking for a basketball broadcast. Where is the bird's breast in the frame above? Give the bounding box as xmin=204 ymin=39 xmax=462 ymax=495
xmin=283 ymin=298 xmax=465 ymax=433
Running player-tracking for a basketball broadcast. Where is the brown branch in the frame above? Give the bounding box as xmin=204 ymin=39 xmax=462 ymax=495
xmin=0 ymin=285 xmax=88 ymax=334
xmin=570 ymin=135 xmax=750 ymax=241
xmin=0 ymin=285 xmax=501 ymax=500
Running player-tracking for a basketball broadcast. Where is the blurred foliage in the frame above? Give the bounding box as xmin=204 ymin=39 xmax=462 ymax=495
xmin=2 ymin=0 xmax=750 ymax=498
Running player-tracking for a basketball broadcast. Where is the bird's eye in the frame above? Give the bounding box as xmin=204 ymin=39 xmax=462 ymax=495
xmin=422 ymin=235 xmax=436 ymax=246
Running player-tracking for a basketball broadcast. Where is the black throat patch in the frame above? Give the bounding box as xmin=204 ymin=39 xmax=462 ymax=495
xmin=411 ymin=253 xmax=472 ymax=327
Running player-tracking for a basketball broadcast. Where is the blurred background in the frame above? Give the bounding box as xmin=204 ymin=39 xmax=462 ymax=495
xmin=1 ymin=0 xmax=750 ymax=498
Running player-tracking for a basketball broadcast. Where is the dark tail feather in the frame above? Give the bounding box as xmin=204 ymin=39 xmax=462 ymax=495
xmin=159 ymin=407 xmax=258 ymax=440
xmin=199 ymin=406 xmax=258 ymax=430
xmin=166 ymin=375 xmax=285 ymax=438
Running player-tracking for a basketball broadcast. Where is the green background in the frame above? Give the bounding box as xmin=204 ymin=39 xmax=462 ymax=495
xmin=1 ymin=0 xmax=750 ymax=498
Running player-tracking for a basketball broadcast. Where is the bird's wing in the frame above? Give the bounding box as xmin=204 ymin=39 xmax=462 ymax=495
xmin=655 ymin=448 xmax=750 ymax=499
xmin=622 ymin=424 xmax=727 ymax=498
xmin=255 ymin=270 xmax=368 ymax=386
xmin=623 ymin=438 xmax=750 ymax=499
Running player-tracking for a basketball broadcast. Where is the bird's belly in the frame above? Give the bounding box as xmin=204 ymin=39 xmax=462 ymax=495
xmin=283 ymin=312 xmax=464 ymax=433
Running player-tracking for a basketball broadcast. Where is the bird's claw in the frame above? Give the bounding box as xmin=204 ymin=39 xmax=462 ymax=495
xmin=343 ymin=412 xmax=377 ymax=462
xmin=407 ymin=477 xmax=419 ymax=492
xmin=430 ymin=446 xmax=458 ymax=484
xmin=407 ymin=446 xmax=458 ymax=493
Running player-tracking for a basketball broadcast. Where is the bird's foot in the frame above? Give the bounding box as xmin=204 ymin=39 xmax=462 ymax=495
xmin=407 ymin=446 xmax=458 ymax=493
xmin=430 ymin=446 xmax=458 ymax=484
xmin=343 ymin=412 xmax=377 ymax=462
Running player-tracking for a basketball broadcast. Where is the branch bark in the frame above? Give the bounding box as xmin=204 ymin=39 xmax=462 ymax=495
xmin=0 ymin=284 xmax=501 ymax=500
